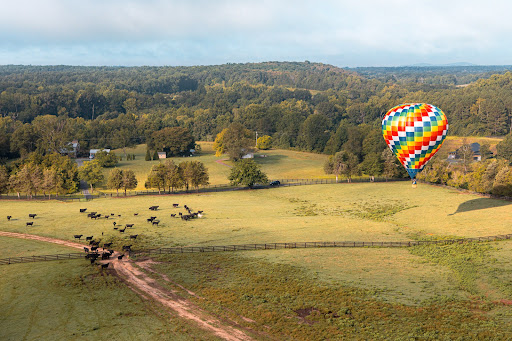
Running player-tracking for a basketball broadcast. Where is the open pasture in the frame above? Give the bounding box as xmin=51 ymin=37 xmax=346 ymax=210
xmin=2 ymin=181 xmax=512 ymax=339
xmin=0 ymin=237 xmax=215 ymax=341
xmin=108 ymin=142 xmax=332 ymax=191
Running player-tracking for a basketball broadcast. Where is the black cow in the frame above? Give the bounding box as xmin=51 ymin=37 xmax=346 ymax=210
xmin=29 ymin=214 xmax=37 ymax=219
xmin=103 ymin=242 xmax=113 ymax=248
xmin=85 ymin=236 xmax=93 ymax=241
xmin=125 ymin=224 xmax=134 ymax=228
xmin=118 ymin=254 xmax=125 ymax=260
xmin=122 ymin=245 xmax=132 ymax=251
xmin=152 ymin=220 xmax=160 ymax=226
xmin=79 ymin=208 xmax=87 ymax=213
xmin=74 ymin=234 xmax=83 ymax=240
xmin=173 ymin=203 xmax=179 ymax=208
xmin=7 ymin=216 xmax=11 ymax=221
xmin=26 ymin=222 xmax=33 ymax=226
xmin=113 ymin=222 xmax=117 ymax=226
xmin=130 ymin=234 xmax=138 ymax=240
xmin=100 ymin=263 xmax=109 ymax=269
xmin=134 ymin=213 xmax=138 ymax=216
xmin=83 ymin=247 xmax=89 ymax=253
xmin=119 ymin=227 xmax=126 ymax=233
xmin=91 ymin=246 xmax=99 ymax=252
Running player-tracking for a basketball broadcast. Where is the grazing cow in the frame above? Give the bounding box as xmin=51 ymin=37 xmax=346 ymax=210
xmin=134 ymin=213 xmax=138 ymax=216
xmin=103 ymin=242 xmax=113 ymax=248
xmin=85 ymin=236 xmax=93 ymax=241
xmin=179 ymin=212 xmax=182 ymax=216
xmin=147 ymin=216 xmax=156 ymax=223
xmin=119 ymin=227 xmax=126 ymax=233
xmin=184 ymin=205 xmax=188 ymax=210
xmin=130 ymin=234 xmax=138 ymax=240
xmin=80 ymin=208 xmax=87 ymax=213
xmin=113 ymin=227 xmax=118 ymax=230
xmin=29 ymin=214 xmax=37 ymax=219
xmin=171 ymin=214 xmax=176 ymax=217
xmin=118 ymin=254 xmax=125 ymax=260
xmin=198 ymin=210 xmax=203 ymax=214
xmin=26 ymin=222 xmax=33 ymax=226
xmin=89 ymin=240 xmax=99 ymax=246
xmin=101 ymin=252 xmax=111 ymax=260
xmin=113 ymin=222 xmax=117 ymax=226
xmin=91 ymin=246 xmax=99 ymax=252
xmin=7 ymin=216 xmax=11 ymax=221
xmin=83 ymin=247 xmax=89 ymax=253
xmin=90 ymin=259 xmax=96 ymax=264
xmin=173 ymin=203 xmax=179 ymax=208
xmin=104 ymin=215 xmax=109 ymax=219
xmin=111 ymin=213 xmax=115 ymax=216
xmin=118 ymin=215 xmax=121 ymax=217
xmin=125 ymin=224 xmax=134 ymax=228
xmin=149 ymin=206 xmax=159 ymax=211
xmin=100 ymin=263 xmax=109 ymax=269
xmin=122 ymin=245 xmax=132 ymax=251
xmin=74 ymin=234 xmax=83 ymax=240
xmin=152 ymin=220 xmax=160 ymax=226
xmin=85 ymin=253 xmax=99 ymax=260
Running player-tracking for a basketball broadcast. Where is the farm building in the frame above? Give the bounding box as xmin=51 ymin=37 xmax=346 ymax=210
xmin=89 ymin=149 xmax=111 ymax=159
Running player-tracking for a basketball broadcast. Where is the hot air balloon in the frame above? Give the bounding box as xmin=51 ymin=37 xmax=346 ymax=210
xmin=382 ymin=103 xmax=448 ymax=181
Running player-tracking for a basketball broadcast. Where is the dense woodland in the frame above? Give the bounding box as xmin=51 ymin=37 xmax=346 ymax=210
xmin=2 ymin=62 xmax=512 ymax=195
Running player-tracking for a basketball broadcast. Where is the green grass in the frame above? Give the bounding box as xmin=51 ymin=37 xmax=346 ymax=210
xmin=107 ymin=142 xmax=332 ymax=191
xmin=0 ymin=238 xmax=217 ymax=341
xmin=0 ymin=236 xmax=77 ymax=258
xmin=3 ymin=181 xmax=512 ymax=339
xmin=437 ymin=135 xmax=503 ymax=159
xmin=145 ymin=252 xmax=511 ymax=340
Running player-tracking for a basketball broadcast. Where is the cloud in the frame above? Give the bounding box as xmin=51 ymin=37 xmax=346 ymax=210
xmin=1 ymin=0 xmax=512 ymax=66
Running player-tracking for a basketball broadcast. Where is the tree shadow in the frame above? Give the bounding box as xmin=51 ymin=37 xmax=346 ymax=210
xmin=448 ymin=198 xmax=512 ymax=215
xmin=254 ymin=154 xmax=288 ymax=165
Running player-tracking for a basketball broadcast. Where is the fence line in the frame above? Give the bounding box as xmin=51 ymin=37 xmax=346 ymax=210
xmin=130 ymin=233 xmax=512 ymax=257
xmin=0 ymin=177 xmax=409 ymax=201
xmin=0 ymin=252 xmax=85 ymax=265
xmin=2 ymin=233 xmax=511 ymax=265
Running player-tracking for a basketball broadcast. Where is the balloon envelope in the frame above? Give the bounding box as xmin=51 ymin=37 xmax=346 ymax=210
xmin=382 ymin=103 xmax=448 ymax=179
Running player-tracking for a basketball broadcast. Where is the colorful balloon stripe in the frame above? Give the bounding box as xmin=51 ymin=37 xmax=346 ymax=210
xmin=382 ymin=103 xmax=448 ymax=179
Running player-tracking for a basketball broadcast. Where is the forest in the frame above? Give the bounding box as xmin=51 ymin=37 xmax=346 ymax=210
xmin=2 ymin=61 xmax=512 ymax=166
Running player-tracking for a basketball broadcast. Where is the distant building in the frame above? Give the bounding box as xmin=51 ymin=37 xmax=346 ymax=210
xmin=89 ymin=149 xmax=111 ymax=159
xmin=241 ymin=152 xmax=254 ymax=159
xmin=448 ymin=142 xmax=492 ymax=162
xmin=158 ymin=152 xmax=166 ymax=159
xmin=60 ymin=140 xmax=80 ymax=158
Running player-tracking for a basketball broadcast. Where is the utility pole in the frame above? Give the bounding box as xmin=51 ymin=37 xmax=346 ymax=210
xmin=255 ymin=131 xmax=258 ymax=146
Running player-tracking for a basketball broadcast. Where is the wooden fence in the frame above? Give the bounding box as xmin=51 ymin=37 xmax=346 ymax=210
xmin=3 ymin=234 xmax=511 ymax=265
xmin=130 ymin=233 xmax=512 ymax=257
xmin=0 ymin=252 xmax=85 ymax=265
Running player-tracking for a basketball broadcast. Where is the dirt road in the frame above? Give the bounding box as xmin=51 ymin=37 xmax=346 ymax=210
xmin=0 ymin=231 xmax=254 ymax=341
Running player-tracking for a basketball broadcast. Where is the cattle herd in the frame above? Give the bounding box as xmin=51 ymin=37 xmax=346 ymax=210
xmin=75 ymin=203 xmax=205 ymax=269
xmin=5 ymin=203 xmax=205 ymax=270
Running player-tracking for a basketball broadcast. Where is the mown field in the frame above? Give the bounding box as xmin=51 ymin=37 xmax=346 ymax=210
xmin=106 ymin=142 xmax=331 ymax=191
xmin=1 ymin=182 xmax=512 ymax=339
xmin=436 ymin=135 xmax=503 ymax=159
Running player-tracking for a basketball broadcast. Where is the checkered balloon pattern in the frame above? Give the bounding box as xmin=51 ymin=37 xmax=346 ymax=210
xmin=382 ymin=103 xmax=448 ymax=179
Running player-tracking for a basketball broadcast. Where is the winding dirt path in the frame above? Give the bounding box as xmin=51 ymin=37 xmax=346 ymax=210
xmin=0 ymin=231 xmax=254 ymax=341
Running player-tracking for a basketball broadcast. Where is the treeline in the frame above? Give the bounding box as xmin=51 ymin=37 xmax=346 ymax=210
xmin=3 ymin=62 xmax=512 ymax=163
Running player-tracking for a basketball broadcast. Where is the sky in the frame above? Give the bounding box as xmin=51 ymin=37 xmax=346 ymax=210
xmin=1 ymin=0 xmax=511 ymax=67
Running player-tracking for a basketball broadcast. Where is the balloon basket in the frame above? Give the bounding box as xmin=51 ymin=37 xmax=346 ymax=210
xmin=412 ymin=183 xmax=417 ymax=188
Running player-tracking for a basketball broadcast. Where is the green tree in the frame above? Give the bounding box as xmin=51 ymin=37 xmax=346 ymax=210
xmin=359 ymin=152 xmax=383 ymax=177
xmin=325 ymin=151 xmax=360 ymax=182
xmin=107 ymin=168 xmax=124 ymax=195
xmin=493 ymin=165 xmax=512 ymax=196
xmin=148 ymin=127 xmax=195 ymax=157
xmin=122 ymin=169 xmax=138 ymax=196
xmin=153 ymin=150 xmax=159 ymax=160
xmin=497 ymin=134 xmax=512 ymax=163
xmin=78 ymin=160 xmax=104 ymax=193
xmin=297 ymin=113 xmax=330 ymax=152
xmin=180 ymin=161 xmax=209 ymax=191
xmin=458 ymin=140 xmax=474 ymax=174
xmin=10 ymin=123 xmax=37 ymax=157
xmin=256 ymin=135 xmax=272 ymax=150
xmin=220 ymin=122 xmax=254 ymax=161
xmin=164 ymin=160 xmax=183 ymax=192
xmin=41 ymin=168 xmax=58 ymax=199
xmin=147 ymin=163 xmax=167 ymax=194
xmin=145 ymin=149 xmax=151 ymax=161
xmin=228 ymin=159 xmax=268 ymax=188
xmin=480 ymin=143 xmax=492 ymax=161
xmin=381 ymin=149 xmax=399 ymax=180
xmin=0 ymin=165 xmax=8 ymax=196
xmin=95 ymin=150 xmax=119 ymax=167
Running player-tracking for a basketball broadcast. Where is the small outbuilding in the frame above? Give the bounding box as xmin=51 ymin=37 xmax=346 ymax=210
xmin=89 ymin=149 xmax=111 ymax=159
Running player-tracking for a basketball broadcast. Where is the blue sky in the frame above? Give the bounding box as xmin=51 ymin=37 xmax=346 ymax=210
xmin=1 ymin=0 xmax=511 ymax=67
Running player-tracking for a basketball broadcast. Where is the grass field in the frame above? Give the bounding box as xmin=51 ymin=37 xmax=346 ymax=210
xmin=107 ymin=142 xmax=331 ymax=191
xmin=0 ymin=238 xmax=217 ymax=341
xmin=436 ymin=135 xmax=503 ymax=159
xmin=2 ymin=181 xmax=512 ymax=339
